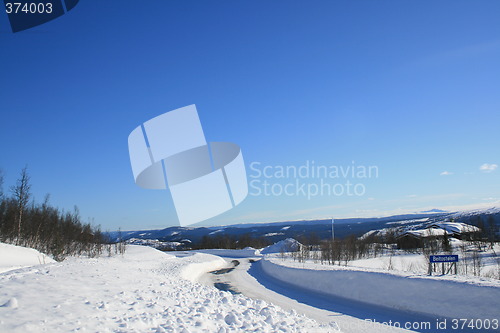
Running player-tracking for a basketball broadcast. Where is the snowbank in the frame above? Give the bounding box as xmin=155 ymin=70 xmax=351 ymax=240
xmin=259 ymin=238 xmax=300 ymax=255
xmin=180 ymin=253 xmax=227 ymax=282
xmin=260 ymin=258 xmax=500 ymax=320
xmin=0 ymin=242 xmax=55 ymax=273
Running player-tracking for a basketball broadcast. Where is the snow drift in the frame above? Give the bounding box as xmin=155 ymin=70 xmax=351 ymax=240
xmin=260 ymin=238 xmax=300 ymax=255
xmin=0 ymin=242 xmax=55 ymax=273
xmin=180 ymin=253 xmax=227 ymax=282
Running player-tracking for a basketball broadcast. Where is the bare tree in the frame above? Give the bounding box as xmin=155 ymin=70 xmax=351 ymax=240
xmin=10 ymin=167 xmax=31 ymax=245
xmin=0 ymin=169 xmax=4 ymax=199
xmin=471 ymin=248 xmax=482 ymax=276
xmin=486 ymin=215 xmax=497 ymax=249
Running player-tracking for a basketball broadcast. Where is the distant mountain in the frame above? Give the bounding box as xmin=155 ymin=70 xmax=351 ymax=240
xmin=106 ymin=207 xmax=500 ymax=247
xmin=421 ymin=209 xmax=449 ymax=213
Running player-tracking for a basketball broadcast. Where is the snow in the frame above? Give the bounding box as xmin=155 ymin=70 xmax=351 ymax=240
xmin=403 ymin=228 xmax=449 ymax=238
xmin=259 ymin=238 xmax=300 ymax=255
xmin=127 ymin=237 xmax=182 ymax=249
xmin=263 ymin=232 xmax=284 ymax=237
xmin=260 ymin=257 xmax=500 ymax=320
xmin=341 ymin=253 xmax=428 ymax=273
xmin=386 ymin=218 xmax=429 ymax=226
xmin=360 ymin=227 xmax=404 ymax=239
xmin=0 ymin=242 xmax=55 ymax=274
xmin=1 ymin=297 xmax=18 ymax=309
xmin=197 ymin=251 xmax=410 ymax=333
xmin=3 ymin=238 xmax=500 ymax=333
xmin=208 ymin=229 xmax=223 ymax=236
xmin=361 ymin=221 xmax=482 ymax=240
xmin=0 ymin=244 xmax=334 ymax=332
xmin=428 ymin=222 xmax=481 ymax=234
xmin=452 ymin=206 xmax=500 ymax=218
xmin=180 ymin=253 xmax=227 ymax=282
xmin=359 ymin=230 xmax=378 ymax=239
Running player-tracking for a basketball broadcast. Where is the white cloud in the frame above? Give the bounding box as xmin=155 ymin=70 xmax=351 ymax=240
xmin=479 ymin=163 xmax=498 ymax=173
xmin=440 ymin=171 xmax=453 ymax=176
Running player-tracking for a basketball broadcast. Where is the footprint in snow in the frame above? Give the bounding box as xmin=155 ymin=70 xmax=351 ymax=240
xmin=1 ymin=298 xmax=18 ymax=308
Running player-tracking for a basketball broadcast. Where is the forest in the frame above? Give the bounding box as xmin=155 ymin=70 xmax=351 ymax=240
xmin=0 ymin=167 xmax=116 ymax=260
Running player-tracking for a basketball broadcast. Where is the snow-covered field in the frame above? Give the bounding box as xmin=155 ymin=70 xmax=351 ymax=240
xmin=285 ymin=239 xmax=500 ymax=280
xmin=0 ymin=244 xmax=338 ymax=332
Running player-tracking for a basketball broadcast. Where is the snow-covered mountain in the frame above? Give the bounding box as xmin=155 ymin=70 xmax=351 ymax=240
xmin=106 ymin=207 xmax=500 ymax=247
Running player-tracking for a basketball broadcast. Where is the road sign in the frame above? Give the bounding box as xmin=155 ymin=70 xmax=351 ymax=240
xmin=430 ymin=255 xmax=459 ymax=263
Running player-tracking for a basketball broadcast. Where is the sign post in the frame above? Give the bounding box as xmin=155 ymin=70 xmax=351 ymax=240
xmin=429 ymin=255 xmax=459 ymax=276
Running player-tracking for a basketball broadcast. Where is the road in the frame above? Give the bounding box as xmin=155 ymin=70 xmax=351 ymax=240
xmin=199 ymin=255 xmax=425 ymax=333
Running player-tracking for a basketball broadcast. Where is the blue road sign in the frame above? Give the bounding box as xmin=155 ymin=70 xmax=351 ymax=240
xmin=430 ymin=255 xmax=459 ymax=263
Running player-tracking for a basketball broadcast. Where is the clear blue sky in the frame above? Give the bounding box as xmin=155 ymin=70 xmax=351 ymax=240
xmin=1 ymin=0 xmax=499 ymax=231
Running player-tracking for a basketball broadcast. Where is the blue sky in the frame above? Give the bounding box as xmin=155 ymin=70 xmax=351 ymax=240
xmin=1 ymin=0 xmax=499 ymax=231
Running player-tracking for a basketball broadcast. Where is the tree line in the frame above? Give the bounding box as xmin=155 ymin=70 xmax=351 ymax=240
xmin=0 ymin=167 xmax=112 ymax=260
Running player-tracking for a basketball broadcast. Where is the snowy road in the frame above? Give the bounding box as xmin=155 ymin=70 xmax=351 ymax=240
xmin=200 ymin=255 xmax=416 ymax=333
xmin=199 ymin=253 xmax=499 ymax=333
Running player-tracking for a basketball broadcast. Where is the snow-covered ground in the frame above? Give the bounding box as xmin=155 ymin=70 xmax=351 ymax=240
xmin=2 ymin=240 xmax=499 ymax=332
xmin=199 ymin=255 xmax=415 ymax=333
xmin=260 ymin=256 xmax=500 ymax=320
xmin=319 ymin=240 xmax=500 ymax=279
xmin=193 ymin=241 xmax=500 ymax=333
xmin=0 ymin=244 xmax=337 ymax=332
xmin=0 ymin=242 xmax=55 ymax=274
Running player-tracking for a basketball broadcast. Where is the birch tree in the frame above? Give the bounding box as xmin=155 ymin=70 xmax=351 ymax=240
xmin=11 ymin=167 xmax=31 ymax=245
